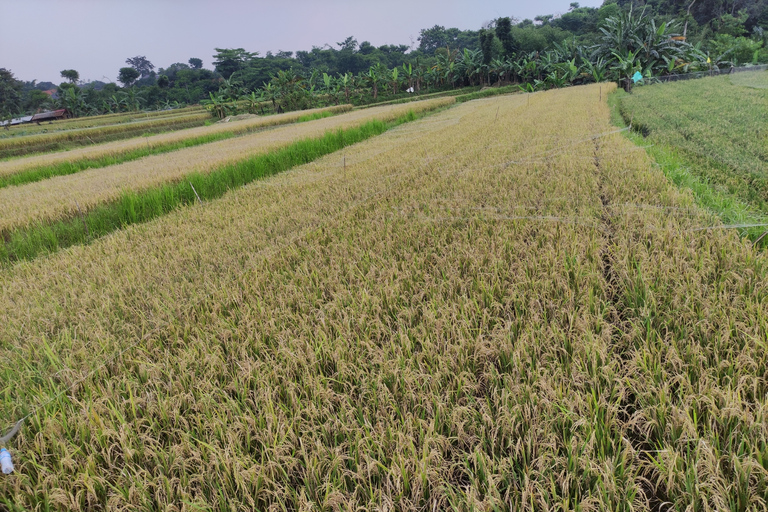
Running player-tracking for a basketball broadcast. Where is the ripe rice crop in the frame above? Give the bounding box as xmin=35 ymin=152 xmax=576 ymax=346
xmin=619 ymin=72 xmax=768 ymax=212
xmin=1 ymin=84 xmax=766 ymax=510
xmin=0 ymin=105 xmax=354 ymax=188
xmin=0 ymin=114 xmax=417 ymax=263
xmin=0 ymin=99 xmax=452 ymax=234
xmin=0 ymin=106 xmax=207 ymax=138
xmin=0 ymin=112 xmax=211 ymax=159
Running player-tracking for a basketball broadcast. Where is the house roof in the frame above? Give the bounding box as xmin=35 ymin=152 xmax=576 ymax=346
xmin=0 ymin=116 xmax=33 ymax=127
xmin=30 ymin=109 xmax=68 ymax=122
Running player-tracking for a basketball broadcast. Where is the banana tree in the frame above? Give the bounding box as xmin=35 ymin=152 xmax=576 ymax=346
xmin=322 ymin=73 xmax=340 ymax=105
xmin=402 ymin=63 xmax=414 ymax=91
xmin=261 ymin=82 xmax=280 ymax=112
xmin=611 ymin=49 xmax=641 ymax=91
xmin=556 ymin=58 xmax=581 ymax=84
xmin=241 ymin=91 xmax=262 ymax=114
xmin=458 ymin=48 xmax=484 ymax=86
xmin=202 ymin=91 xmax=232 ymax=119
xmin=544 ymin=70 xmax=568 ymax=89
xmin=582 ymin=57 xmax=609 ymax=83
xmin=119 ymin=88 xmax=146 ymax=112
xmin=363 ymin=64 xmax=386 ymax=100
xmin=339 ymin=72 xmax=353 ymax=103
xmin=61 ymin=87 xmax=89 ymax=118
xmin=389 ymin=67 xmax=401 ymax=95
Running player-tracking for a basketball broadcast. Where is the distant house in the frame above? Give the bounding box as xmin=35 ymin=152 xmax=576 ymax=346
xmin=30 ymin=109 xmax=70 ymax=123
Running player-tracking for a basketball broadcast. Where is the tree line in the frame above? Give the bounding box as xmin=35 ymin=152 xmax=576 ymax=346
xmin=1 ymin=0 xmax=766 ymax=123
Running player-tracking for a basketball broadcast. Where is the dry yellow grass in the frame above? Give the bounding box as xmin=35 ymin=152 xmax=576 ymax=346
xmin=0 ymin=105 xmax=352 ymax=178
xmin=1 ymin=85 xmax=766 ymax=509
xmin=0 ymin=98 xmax=452 ymax=233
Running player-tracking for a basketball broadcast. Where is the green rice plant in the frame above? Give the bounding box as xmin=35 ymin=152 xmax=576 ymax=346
xmin=617 ymin=73 xmax=768 ymax=215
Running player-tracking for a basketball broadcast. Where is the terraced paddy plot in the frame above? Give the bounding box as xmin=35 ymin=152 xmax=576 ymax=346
xmin=0 ymin=98 xmax=451 ymax=234
xmin=1 ymin=84 xmax=767 ymax=510
xmin=0 ymin=112 xmax=212 ymax=159
xmin=1 ymin=105 xmax=206 ymax=138
xmin=0 ymin=105 xmax=352 ymax=183
xmin=619 ymin=72 xmax=768 ymax=212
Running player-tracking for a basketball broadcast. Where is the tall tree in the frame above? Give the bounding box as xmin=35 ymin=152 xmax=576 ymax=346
xmin=0 ymin=68 xmax=23 ymax=120
xmin=125 ymin=56 xmax=155 ymax=79
xmin=60 ymin=69 xmax=80 ymax=84
xmin=117 ymin=67 xmax=140 ymax=87
xmin=479 ymin=29 xmax=496 ymax=65
xmin=418 ymin=25 xmax=450 ymax=54
xmin=188 ymin=57 xmax=203 ymax=70
xmin=495 ymin=17 xmax=517 ymax=57
xmin=212 ymin=48 xmax=258 ymax=79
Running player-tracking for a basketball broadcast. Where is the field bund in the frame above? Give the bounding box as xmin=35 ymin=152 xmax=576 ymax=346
xmin=0 ymin=99 xmax=451 ymax=233
xmin=1 ymin=84 xmax=766 ymax=509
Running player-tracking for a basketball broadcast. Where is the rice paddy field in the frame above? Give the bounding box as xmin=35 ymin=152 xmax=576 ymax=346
xmin=0 ymin=106 xmax=206 ymax=139
xmin=0 ymin=105 xmax=353 ymax=188
xmin=0 ymin=99 xmax=450 ymax=235
xmin=618 ymin=72 xmax=768 ymax=214
xmin=1 ymin=83 xmax=767 ymax=511
xmin=0 ymin=112 xmax=212 ymax=159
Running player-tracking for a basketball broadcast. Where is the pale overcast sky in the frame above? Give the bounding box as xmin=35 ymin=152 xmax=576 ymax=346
xmin=1 ymin=0 xmax=602 ymax=84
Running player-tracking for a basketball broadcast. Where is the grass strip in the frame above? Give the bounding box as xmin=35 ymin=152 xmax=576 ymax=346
xmin=609 ymin=89 xmax=768 ymax=246
xmin=0 ymin=109 xmax=342 ymax=190
xmin=0 ymin=110 xmax=423 ymax=265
